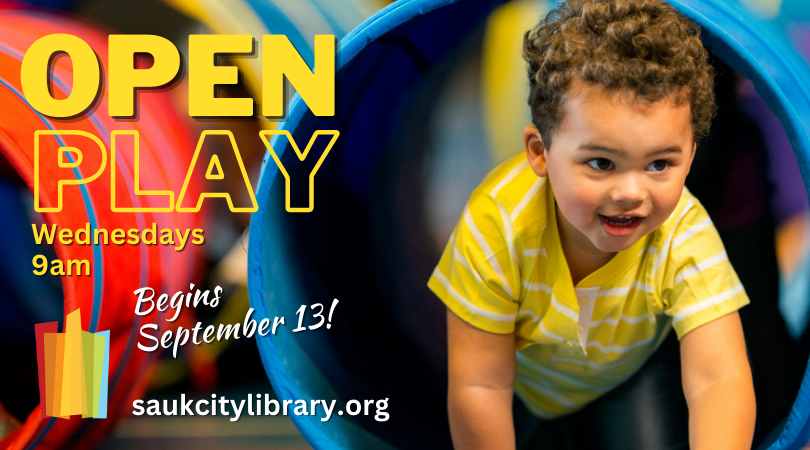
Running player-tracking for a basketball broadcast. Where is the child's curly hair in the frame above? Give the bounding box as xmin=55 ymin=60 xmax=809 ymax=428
xmin=523 ymin=0 xmax=716 ymax=147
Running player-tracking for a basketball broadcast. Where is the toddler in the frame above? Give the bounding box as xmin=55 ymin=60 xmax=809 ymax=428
xmin=428 ymin=0 xmax=756 ymax=448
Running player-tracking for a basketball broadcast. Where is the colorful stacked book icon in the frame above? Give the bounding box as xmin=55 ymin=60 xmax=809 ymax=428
xmin=34 ymin=309 xmax=109 ymax=419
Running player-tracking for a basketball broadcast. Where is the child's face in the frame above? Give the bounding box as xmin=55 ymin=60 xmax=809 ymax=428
xmin=524 ymin=81 xmax=696 ymax=255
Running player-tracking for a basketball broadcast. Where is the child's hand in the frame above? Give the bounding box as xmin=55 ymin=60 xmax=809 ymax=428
xmin=681 ymin=311 xmax=756 ymax=449
xmin=447 ymin=308 xmax=517 ymax=450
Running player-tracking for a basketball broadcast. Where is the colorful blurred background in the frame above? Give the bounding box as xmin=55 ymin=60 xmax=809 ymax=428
xmin=0 ymin=0 xmax=809 ymax=449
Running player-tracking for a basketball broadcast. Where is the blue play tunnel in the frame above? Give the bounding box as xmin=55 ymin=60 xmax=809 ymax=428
xmin=248 ymin=0 xmax=810 ymax=448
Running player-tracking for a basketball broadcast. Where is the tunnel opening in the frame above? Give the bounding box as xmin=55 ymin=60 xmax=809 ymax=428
xmin=248 ymin=0 xmax=810 ymax=449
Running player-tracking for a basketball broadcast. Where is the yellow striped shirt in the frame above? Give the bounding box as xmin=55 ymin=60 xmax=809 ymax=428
xmin=427 ymin=152 xmax=749 ymax=418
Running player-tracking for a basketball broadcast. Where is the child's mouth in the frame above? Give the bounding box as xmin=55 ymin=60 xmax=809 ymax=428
xmin=598 ymin=214 xmax=643 ymax=237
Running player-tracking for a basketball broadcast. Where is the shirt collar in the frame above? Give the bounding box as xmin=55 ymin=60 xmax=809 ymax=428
xmin=542 ymin=181 xmax=649 ymax=293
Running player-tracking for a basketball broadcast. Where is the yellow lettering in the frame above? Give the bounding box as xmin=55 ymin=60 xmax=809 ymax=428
xmin=32 ymin=224 xmax=57 ymax=244
xmin=94 ymin=228 xmax=108 ymax=245
xmin=262 ymin=35 xmax=335 ymax=117
xmin=174 ymin=229 xmax=190 ymax=251
xmin=50 ymin=259 xmax=65 ymax=276
xmin=175 ymin=131 xmax=257 ymax=212
xmin=33 ymin=255 xmax=47 ymax=275
xmin=127 ymin=228 xmax=140 ymax=245
xmin=59 ymin=228 xmax=74 ymax=245
xmin=111 ymin=228 xmax=125 ymax=245
xmin=108 ymin=35 xmax=180 ymax=116
xmin=159 ymin=229 xmax=174 ymax=246
xmin=189 ymin=35 xmax=253 ymax=116
xmin=67 ymin=259 xmax=90 ymax=276
xmin=21 ymin=34 xmax=100 ymax=117
xmin=259 ymin=130 xmax=338 ymax=212
xmin=34 ymin=130 xmax=107 ymax=212
xmin=110 ymin=130 xmax=174 ymax=212
xmin=142 ymin=223 xmax=157 ymax=245
xmin=75 ymin=223 xmax=90 ymax=245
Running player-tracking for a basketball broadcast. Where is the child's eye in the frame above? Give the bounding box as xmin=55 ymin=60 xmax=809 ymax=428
xmin=647 ymin=160 xmax=670 ymax=172
xmin=586 ymin=158 xmax=614 ymax=171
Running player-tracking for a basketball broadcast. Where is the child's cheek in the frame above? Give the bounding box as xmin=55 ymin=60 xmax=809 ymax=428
xmin=559 ymin=181 xmax=599 ymax=226
xmin=652 ymin=189 xmax=683 ymax=226
xmin=549 ymin=165 xmax=600 ymax=226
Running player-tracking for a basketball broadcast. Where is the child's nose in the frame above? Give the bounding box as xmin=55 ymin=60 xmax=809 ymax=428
xmin=610 ymin=173 xmax=648 ymax=205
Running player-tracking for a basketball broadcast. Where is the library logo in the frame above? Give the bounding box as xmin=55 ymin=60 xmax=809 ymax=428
xmin=34 ymin=309 xmax=109 ymax=419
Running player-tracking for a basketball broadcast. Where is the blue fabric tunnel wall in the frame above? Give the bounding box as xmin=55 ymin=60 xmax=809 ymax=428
xmin=247 ymin=0 xmax=810 ymax=448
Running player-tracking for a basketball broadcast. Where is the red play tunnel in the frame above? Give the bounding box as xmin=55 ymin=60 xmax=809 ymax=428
xmin=0 ymin=11 xmax=204 ymax=450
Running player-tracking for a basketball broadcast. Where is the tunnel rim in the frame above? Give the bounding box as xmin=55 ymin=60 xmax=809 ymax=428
xmin=248 ymin=0 xmax=810 ymax=448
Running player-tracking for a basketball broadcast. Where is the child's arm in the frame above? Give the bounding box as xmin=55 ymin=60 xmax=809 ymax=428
xmin=680 ymin=311 xmax=756 ymax=449
xmin=447 ymin=308 xmax=516 ymax=450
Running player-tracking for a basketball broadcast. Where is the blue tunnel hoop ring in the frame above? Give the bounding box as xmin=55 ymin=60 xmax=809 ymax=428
xmin=247 ymin=0 xmax=810 ymax=448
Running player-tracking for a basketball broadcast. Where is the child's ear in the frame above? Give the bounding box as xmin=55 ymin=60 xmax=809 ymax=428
xmin=686 ymin=141 xmax=697 ymax=175
xmin=524 ymin=126 xmax=548 ymax=177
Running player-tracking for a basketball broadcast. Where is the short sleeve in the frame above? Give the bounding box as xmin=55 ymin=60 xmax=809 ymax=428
xmin=659 ymin=199 xmax=750 ymax=339
xmin=427 ymin=193 xmax=521 ymax=334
